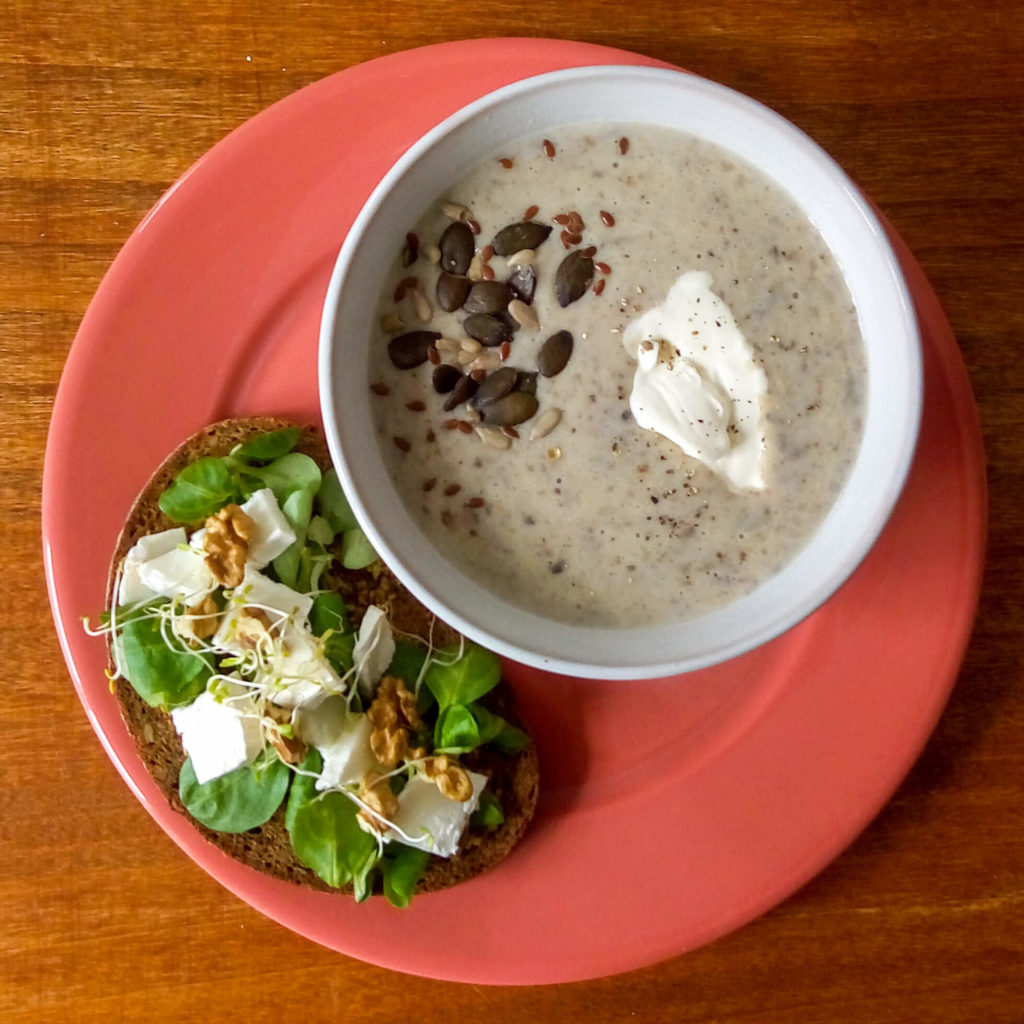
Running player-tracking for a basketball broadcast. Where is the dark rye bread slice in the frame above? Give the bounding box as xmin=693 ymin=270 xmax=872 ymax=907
xmin=107 ymin=417 xmax=539 ymax=895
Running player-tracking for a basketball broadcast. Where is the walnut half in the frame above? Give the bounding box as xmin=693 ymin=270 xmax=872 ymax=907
xmin=203 ymin=504 xmax=255 ymax=587
xmin=366 ymin=675 xmax=425 ymax=770
xmin=421 ymin=754 xmax=473 ymax=802
xmin=357 ymin=778 xmax=399 ymax=834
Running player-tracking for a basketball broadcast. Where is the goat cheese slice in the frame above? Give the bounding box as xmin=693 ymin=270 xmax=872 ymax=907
xmin=385 ymin=771 xmax=488 ymax=858
xmin=171 ymin=682 xmax=263 ymax=785
xmin=239 ymin=488 xmax=297 ymax=568
xmin=265 ymin=627 xmax=342 ymax=709
xmin=296 ymin=701 xmax=381 ymax=791
xmin=352 ymin=605 xmax=395 ymax=699
xmin=136 ymin=542 xmax=216 ymax=603
xmin=118 ymin=528 xmax=188 ymax=604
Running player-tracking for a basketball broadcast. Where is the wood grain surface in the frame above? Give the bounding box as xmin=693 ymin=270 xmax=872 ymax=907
xmin=4 ymin=2 xmax=1023 ymax=1021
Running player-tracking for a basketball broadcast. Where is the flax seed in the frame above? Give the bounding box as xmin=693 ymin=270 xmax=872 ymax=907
xmin=600 ymin=210 xmax=616 ymax=227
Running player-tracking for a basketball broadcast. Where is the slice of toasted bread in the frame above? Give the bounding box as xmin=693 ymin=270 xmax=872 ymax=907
xmin=107 ymin=417 xmax=538 ymax=896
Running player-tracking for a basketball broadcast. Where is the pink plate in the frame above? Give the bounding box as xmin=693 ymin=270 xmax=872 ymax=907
xmin=43 ymin=39 xmax=986 ymax=984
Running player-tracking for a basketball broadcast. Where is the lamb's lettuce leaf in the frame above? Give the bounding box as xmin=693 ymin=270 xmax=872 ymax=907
xmin=179 ymin=751 xmax=290 ymax=833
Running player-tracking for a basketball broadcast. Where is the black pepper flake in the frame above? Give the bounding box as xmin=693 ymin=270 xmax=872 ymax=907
xmin=549 ymin=560 xmax=566 ymax=574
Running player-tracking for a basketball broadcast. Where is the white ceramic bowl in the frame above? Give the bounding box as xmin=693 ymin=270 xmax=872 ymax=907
xmin=319 ymin=65 xmax=922 ymax=680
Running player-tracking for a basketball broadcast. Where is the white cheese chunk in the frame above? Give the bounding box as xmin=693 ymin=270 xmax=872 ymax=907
xmin=215 ymin=565 xmax=313 ymax=644
xmin=294 ymin=702 xmax=381 ymax=791
xmin=118 ymin=528 xmax=188 ymax=604
xmin=623 ymin=269 xmax=768 ymax=491
xmin=265 ymin=627 xmax=342 ymax=709
xmin=385 ymin=771 xmax=487 ymax=858
xmin=352 ymin=605 xmax=395 ymax=699
xmin=239 ymin=488 xmax=297 ymax=568
xmin=170 ymin=682 xmax=263 ymax=785
xmin=136 ymin=543 xmax=216 ymax=603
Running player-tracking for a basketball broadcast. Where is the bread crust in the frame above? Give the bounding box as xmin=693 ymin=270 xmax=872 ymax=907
xmin=107 ymin=417 xmax=538 ymax=895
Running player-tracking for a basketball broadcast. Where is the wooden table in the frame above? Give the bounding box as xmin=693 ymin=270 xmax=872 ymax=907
xmin=5 ymin=2 xmax=1022 ymax=1020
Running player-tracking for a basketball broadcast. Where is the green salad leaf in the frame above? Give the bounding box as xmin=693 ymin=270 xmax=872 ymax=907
xmin=287 ymin=786 xmax=379 ymax=892
xmin=232 ymin=427 xmax=301 ymax=462
xmin=309 ymin=591 xmax=355 ymax=673
xmin=158 ymin=457 xmax=236 ymax=523
xmin=318 ymin=468 xmax=359 ymax=533
xmin=381 ymin=846 xmax=430 ymax=908
xmin=119 ymin=612 xmax=210 ymax=708
xmin=179 ymin=752 xmax=291 ymax=833
xmin=471 ymin=790 xmax=504 ymax=831
xmin=248 ymin=452 xmax=322 ymax=508
xmin=424 ymin=643 xmax=501 ymax=710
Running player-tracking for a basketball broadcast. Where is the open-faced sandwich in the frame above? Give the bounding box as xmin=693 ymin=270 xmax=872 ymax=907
xmin=88 ymin=417 xmax=538 ymax=906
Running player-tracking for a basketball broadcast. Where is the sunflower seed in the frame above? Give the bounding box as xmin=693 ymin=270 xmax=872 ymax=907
xmin=529 ymin=407 xmax=562 ymax=441
xmin=507 ymin=298 xmax=539 ymax=332
xmin=411 ymin=289 xmax=432 ymax=322
xmin=379 ymin=311 xmax=405 ymax=334
xmin=474 ymin=425 xmax=513 ymax=450
xmin=441 ymin=200 xmax=471 ymax=221
xmin=505 ymin=248 xmax=536 ymax=267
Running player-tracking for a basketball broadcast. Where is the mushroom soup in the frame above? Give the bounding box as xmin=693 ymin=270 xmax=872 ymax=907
xmin=367 ymin=124 xmax=867 ymax=628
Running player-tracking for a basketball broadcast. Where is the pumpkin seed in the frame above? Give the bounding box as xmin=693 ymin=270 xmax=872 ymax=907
xmin=387 ymin=330 xmax=440 ymax=369
xmin=491 ymin=221 xmax=553 ymax=256
xmin=537 ymin=329 xmax=574 ymax=376
xmin=463 ymin=280 xmax=512 ymax=315
xmin=463 ymin=313 xmax=512 ymax=347
xmin=471 ymin=366 xmax=518 ymax=408
xmin=436 ymin=272 xmax=470 ymax=312
xmin=515 ymin=370 xmax=539 ymax=396
xmin=555 ymin=250 xmax=595 ymax=307
xmin=442 ymin=373 xmax=479 ymax=412
xmin=439 ymin=221 xmax=474 ymax=274
xmin=479 ymin=390 xmax=539 ymax=427
xmin=507 ymin=265 xmax=537 ymax=305
xmin=432 ymin=364 xmax=461 ymax=394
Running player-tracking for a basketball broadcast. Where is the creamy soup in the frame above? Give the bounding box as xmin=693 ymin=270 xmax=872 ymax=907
xmin=367 ymin=124 xmax=866 ymax=628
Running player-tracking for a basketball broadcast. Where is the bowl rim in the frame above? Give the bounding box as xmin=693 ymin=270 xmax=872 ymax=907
xmin=318 ymin=63 xmax=923 ymax=680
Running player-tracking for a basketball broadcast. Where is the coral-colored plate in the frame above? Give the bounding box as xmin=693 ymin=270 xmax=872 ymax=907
xmin=43 ymin=39 xmax=986 ymax=985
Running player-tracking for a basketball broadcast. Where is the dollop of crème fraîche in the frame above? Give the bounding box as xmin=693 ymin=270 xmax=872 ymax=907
xmin=622 ymin=269 xmax=768 ymax=491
